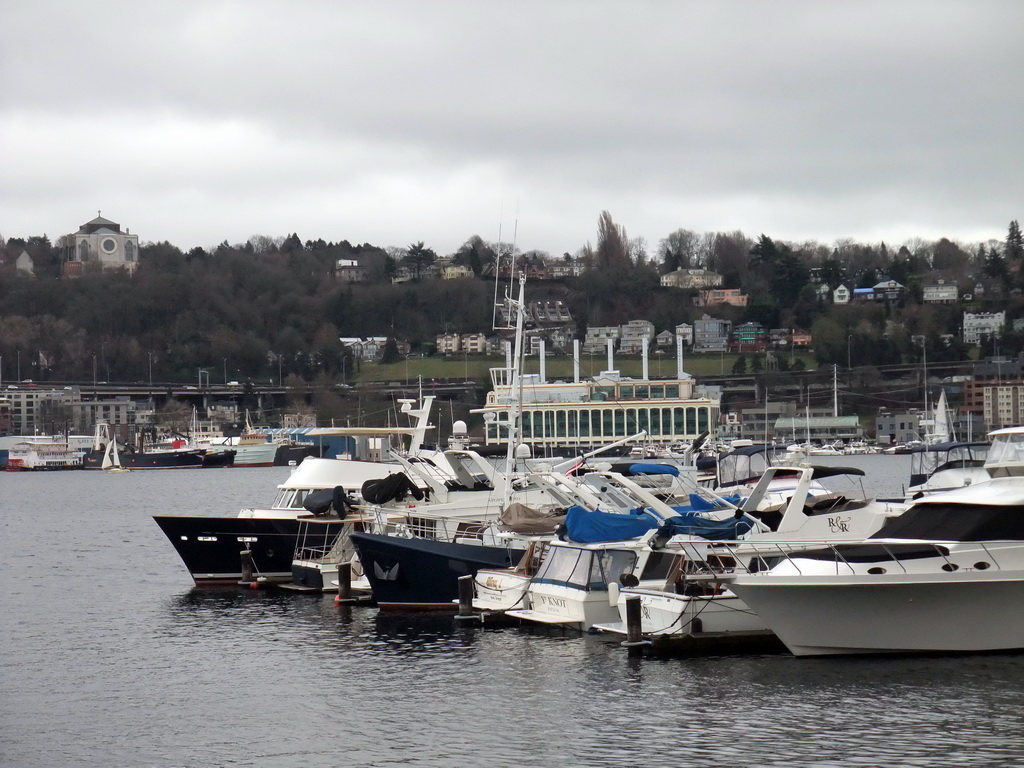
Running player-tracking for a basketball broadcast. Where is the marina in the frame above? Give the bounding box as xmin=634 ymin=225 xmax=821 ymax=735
xmin=5 ymin=455 xmax=1024 ymax=767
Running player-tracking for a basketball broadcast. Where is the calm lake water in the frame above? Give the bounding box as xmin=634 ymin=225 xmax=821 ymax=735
xmin=4 ymin=457 xmax=1024 ymax=768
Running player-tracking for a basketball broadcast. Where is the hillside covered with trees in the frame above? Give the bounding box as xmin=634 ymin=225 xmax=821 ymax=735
xmin=1 ymin=214 xmax=1022 ymax=392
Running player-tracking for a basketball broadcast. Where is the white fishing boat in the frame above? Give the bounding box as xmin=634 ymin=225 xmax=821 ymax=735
xmin=198 ymin=412 xmax=279 ymax=467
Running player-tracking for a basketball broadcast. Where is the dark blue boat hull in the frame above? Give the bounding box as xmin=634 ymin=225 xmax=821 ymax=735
xmin=349 ymin=531 xmax=525 ymax=611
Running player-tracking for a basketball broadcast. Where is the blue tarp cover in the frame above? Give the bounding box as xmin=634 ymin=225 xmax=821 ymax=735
xmin=564 ymin=505 xmax=661 ymax=543
xmin=657 ymin=512 xmax=755 ymax=541
xmin=626 ymin=463 xmax=680 ymax=476
xmin=564 ymin=503 xmax=755 ymax=544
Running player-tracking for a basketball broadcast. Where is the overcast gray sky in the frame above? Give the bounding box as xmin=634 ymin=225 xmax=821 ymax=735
xmin=2 ymin=1 xmax=1021 ymax=258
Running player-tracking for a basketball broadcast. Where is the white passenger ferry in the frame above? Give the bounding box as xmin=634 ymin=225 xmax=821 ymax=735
xmin=473 ymin=339 xmax=719 ymax=454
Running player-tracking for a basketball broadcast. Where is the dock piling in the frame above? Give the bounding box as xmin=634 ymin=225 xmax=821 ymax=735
xmin=240 ymin=549 xmax=254 ymax=583
xmin=621 ymin=595 xmax=651 ymax=656
xmin=335 ymin=561 xmax=354 ymax=604
xmin=454 ymin=574 xmax=477 ymax=621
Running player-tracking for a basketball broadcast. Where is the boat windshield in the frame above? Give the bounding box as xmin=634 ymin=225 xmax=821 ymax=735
xmin=534 ymin=546 xmax=638 ymax=590
xmin=271 ymin=488 xmax=313 ymax=509
xmin=986 ymin=432 xmax=1024 ymax=475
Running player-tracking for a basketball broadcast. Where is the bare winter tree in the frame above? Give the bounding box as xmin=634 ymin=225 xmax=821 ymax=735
xmin=595 ymin=210 xmax=631 ymax=273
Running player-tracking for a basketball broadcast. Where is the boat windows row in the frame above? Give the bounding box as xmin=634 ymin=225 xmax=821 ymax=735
xmin=486 ymin=405 xmax=716 ymax=443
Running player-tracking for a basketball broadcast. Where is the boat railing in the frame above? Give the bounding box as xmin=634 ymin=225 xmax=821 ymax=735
xmin=685 ymin=538 xmax=1009 ymax=579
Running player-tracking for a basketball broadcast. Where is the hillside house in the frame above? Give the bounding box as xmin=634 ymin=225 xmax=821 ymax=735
xmin=695 ymin=288 xmax=749 ymax=307
xmin=963 ymin=311 xmax=1006 ymax=347
xmin=693 ymin=315 xmax=731 ymax=351
xmin=923 ymin=279 xmax=958 ymax=304
xmin=660 ymin=268 xmax=723 ymax=289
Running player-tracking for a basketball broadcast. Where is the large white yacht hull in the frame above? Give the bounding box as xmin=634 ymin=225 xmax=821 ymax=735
xmin=728 ymin=568 xmax=1024 ymax=656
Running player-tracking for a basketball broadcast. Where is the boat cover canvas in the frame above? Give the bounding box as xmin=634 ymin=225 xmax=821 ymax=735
xmin=499 ymin=502 xmax=567 ymax=534
xmin=608 ymin=462 xmax=681 ymax=476
xmin=564 ymin=505 xmax=662 ymax=543
xmin=361 ymin=472 xmax=425 ymax=504
xmin=301 ymin=486 xmax=358 ymax=517
xmin=655 ymin=512 xmax=756 ymax=541
xmin=686 ymin=493 xmax=743 ymax=511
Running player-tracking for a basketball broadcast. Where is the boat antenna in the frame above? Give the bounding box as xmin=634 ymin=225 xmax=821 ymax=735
xmin=502 ymin=272 xmax=527 ymax=509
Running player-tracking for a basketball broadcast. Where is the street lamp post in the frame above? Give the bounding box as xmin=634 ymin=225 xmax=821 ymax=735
xmin=92 ymin=354 xmax=97 ymax=387
xmin=912 ymin=335 xmax=928 ymax=415
xmin=148 ymin=352 xmax=153 ymax=387
xmin=847 ymin=334 xmax=852 ymax=369
xmin=223 ymin=357 xmax=228 ymax=384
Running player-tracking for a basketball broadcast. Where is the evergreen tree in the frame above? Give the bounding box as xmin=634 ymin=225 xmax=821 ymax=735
xmin=403 ymin=241 xmax=437 ymax=280
xmin=1008 ymin=220 xmax=1024 ymax=261
xmin=380 ymin=336 xmax=401 ymax=364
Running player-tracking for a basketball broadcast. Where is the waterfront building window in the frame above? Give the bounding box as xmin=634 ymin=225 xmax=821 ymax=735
xmin=579 ymin=411 xmax=590 ymax=437
xmin=674 ymin=407 xmax=685 ymax=435
xmin=633 ymin=385 xmax=649 ymax=399
xmin=666 ymin=384 xmax=679 ymax=398
xmin=595 ymin=386 xmax=614 ymax=401
xmin=620 ymin=386 xmax=634 ymax=398
xmin=78 ymin=240 xmax=89 ymax=260
xmin=698 ymin=408 xmax=710 ymax=432
xmin=591 ymin=409 xmax=602 ymax=438
xmin=650 ymin=409 xmax=661 ymax=435
xmin=556 ymin=411 xmax=566 ymax=438
xmin=544 ymin=411 xmax=554 ymax=439
xmin=650 ymin=385 xmax=664 ymax=399
xmin=568 ymin=411 xmax=578 ymax=437
xmin=521 ymin=412 xmax=533 ymax=438
xmin=125 ymin=241 xmax=134 ymax=261
xmin=638 ymin=408 xmax=649 ymax=432
xmin=687 ymin=407 xmax=697 ymax=433
xmin=614 ymin=410 xmax=625 ymax=436
xmin=661 ymin=409 xmax=672 ymax=436
xmin=602 ymin=410 xmax=613 ymax=437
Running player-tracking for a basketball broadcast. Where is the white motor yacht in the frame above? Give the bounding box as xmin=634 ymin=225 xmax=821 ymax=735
xmin=593 ymin=463 xmax=905 ymax=643
xmin=694 ymin=473 xmax=1024 ymax=656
